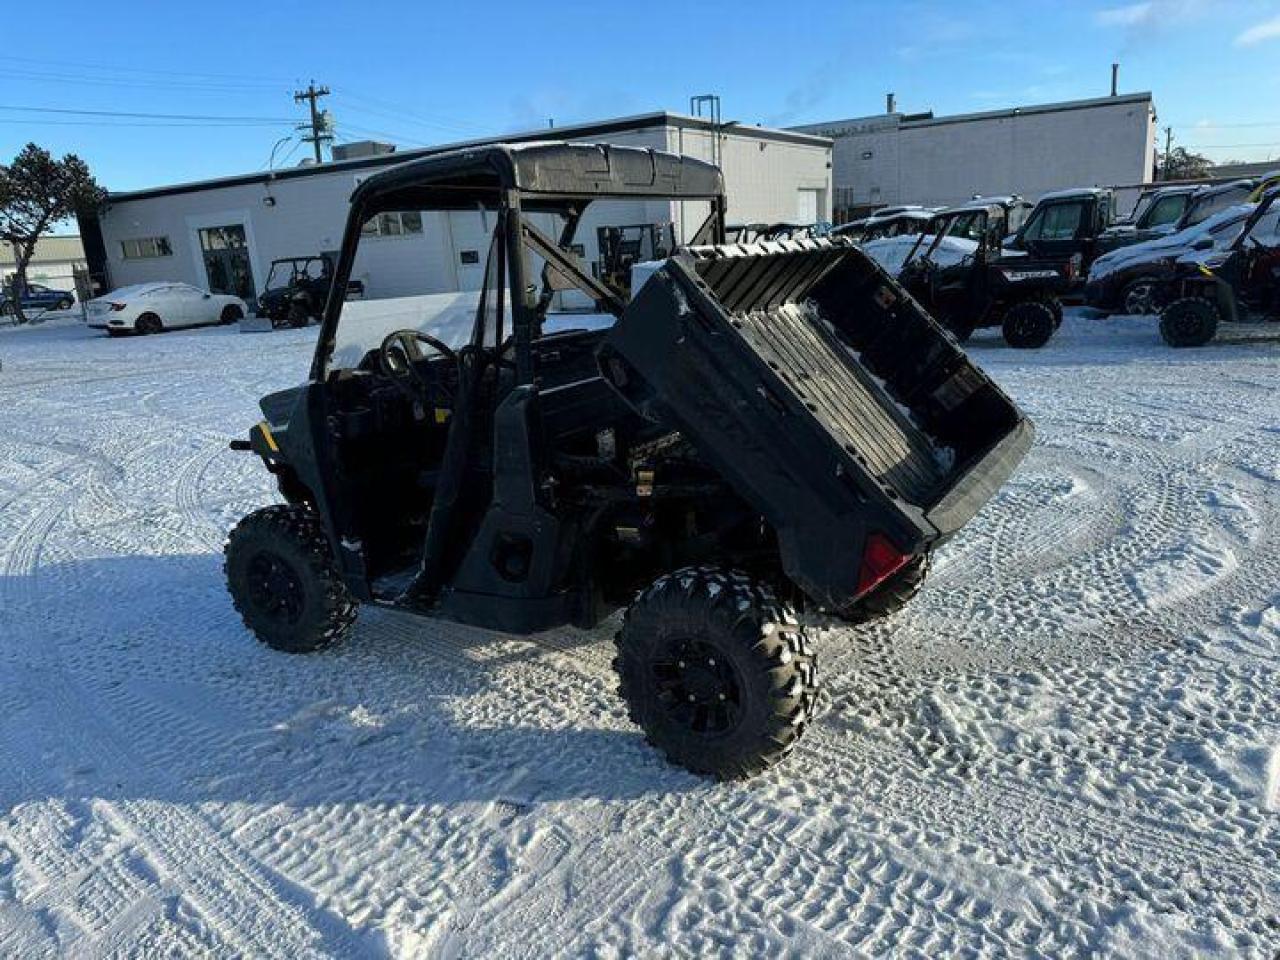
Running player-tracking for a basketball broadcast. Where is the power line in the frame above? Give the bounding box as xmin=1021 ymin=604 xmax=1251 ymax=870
xmin=335 ymin=90 xmax=485 ymax=136
xmin=1169 ymin=120 xmax=1280 ymax=130
xmin=0 ymin=64 xmax=285 ymax=94
xmin=0 ymin=117 xmax=289 ymax=128
xmin=1180 ymin=141 xmax=1280 ymax=149
xmin=0 ymin=53 xmax=291 ymax=85
xmin=0 ymin=103 xmax=295 ymax=121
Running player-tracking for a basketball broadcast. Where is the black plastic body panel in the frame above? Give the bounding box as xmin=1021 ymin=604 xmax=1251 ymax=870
xmin=599 ymin=239 xmax=1032 ymax=608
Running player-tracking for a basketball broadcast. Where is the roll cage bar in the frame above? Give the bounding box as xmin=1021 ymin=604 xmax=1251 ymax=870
xmin=901 ymin=204 xmax=1004 ymax=272
xmin=1231 ymin=185 xmax=1280 ymax=252
xmin=310 ymin=142 xmax=728 ymax=383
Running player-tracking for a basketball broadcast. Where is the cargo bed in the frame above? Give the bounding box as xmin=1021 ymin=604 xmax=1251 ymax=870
xmin=598 ymin=238 xmax=1033 ymax=608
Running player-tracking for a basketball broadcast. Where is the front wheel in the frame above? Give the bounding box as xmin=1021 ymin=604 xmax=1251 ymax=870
xmin=1159 ymin=297 xmax=1218 ymax=347
xmin=614 ymin=567 xmax=818 ymax=780
xmin=56 ymin=297 xmax=74 ymax=311
xmin=224 ymin=505 xmax=357 ymax=653
xmin=0 ymin=302 xmax=14 ymax=317
xmin=1002 ymin=300 xmax=1057 ymax=349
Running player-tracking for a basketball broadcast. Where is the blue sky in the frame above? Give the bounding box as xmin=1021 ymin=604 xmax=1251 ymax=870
xmin=4 ymin=0 xmax=1280 ymax=197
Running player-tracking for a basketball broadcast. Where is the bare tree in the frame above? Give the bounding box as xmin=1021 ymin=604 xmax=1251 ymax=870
xmin=0 ymin=143 xmax=106 ymax=323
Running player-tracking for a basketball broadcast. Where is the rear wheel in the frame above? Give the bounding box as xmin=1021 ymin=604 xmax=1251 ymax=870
xmin=1159 ymin=297 xmax=1218 ymax=347
xmin=0 ymin=302 xmax=14 ymax=318
xmin=219 ymin=304 xmax=243 ymax=325
xmin=1121 ymin=277 xmax=1158 ymax=316
xmin=614 ymin=566 xmax=818 ymax=780
xmin=135 ymin=312 xmax=163 ymax=335
xmin=224 ymin=505 xmax=357 ymax=653
xmin=56 ymin=297 xmax=74 ymax=311
xmin=1002 ymin=300 xmax=1057 ymax=349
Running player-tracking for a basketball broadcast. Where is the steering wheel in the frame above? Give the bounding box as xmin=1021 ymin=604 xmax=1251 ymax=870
xmin=378 ymin=329 xmax=458 ymax=394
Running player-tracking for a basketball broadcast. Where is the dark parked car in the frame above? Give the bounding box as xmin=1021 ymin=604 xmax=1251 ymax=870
xmin=0 ymin=281 xmax=75 ymax=316
xmin=1084 ymin=204 xmax=1254 ymax=315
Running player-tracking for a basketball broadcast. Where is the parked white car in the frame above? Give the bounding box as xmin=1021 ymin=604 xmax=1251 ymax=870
xmin=86 ymin=282 xmax=245 ymax=335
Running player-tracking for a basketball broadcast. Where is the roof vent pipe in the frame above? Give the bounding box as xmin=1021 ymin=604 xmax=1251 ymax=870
xmin=886 ymin=92 xmax=897 ymax=113
xmin=1111 ymin=63 xmax=1119 ymax=96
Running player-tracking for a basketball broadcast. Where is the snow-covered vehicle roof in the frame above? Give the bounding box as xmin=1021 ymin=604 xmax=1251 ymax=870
xmin=1036 ymin=187 xmax=1110 ymax=202
xmin=860 ymin=234 xmax=977 ymax=275
xmin=1088 ymin=204 xmax=1255 ymax=280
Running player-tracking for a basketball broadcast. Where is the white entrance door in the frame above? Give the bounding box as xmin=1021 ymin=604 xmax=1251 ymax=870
xmin=796 ymin=189 xmax=820 ymax=224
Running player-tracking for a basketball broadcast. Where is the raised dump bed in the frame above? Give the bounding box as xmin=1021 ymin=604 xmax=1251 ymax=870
xmin=599 ymin=238 xmax=1033 ymax=608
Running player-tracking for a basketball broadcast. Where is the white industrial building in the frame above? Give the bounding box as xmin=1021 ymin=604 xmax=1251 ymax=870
xmin=82 ymin=113 xmax=832 ymax=304
xmin=2 ymin=236 xmax=86 ymax=289
xmin=792 ymin=93 xmax=1156 ymax=221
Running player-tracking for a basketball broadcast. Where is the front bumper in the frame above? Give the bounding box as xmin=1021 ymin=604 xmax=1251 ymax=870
xmin=1083 ymin=276 xmax=1121 ymax=311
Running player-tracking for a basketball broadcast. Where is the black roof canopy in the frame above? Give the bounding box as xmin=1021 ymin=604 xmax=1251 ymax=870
xmin=353 ymin=141 xmax=726 ymax=213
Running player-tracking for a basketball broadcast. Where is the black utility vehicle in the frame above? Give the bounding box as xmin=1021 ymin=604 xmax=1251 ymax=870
xmin=1005 ymin=187 xmax=1115 ymax=281
xmin=1098 ymin=184 xmax=1199 ymax=247
xmin=595 ymin=222 xmax=675 ymax=296
xmin=1155 ymin=185 xmax=1280 ymax=346
xmin=833 ymin=208 xmax=936 ymax=243
xmin=258 ymin=255 xmax=334 ymax=328
xmin=896 ymin=198 xmax=1069 ymax=348
xmin=224 ymin=143 xmax=1032 ymax=779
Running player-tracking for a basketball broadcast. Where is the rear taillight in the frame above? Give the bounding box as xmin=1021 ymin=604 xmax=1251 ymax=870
xmin=109 ymin=302 xmax=126 ymax=311
xmin=857 ymin=532 xmax=911 ymax=595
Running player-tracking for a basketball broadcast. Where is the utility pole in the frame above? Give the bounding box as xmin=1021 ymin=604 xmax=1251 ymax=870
xmin=293 ymin=81 xmax=332 ymax=163
xmin=1162 ymin=125 xmax=1173 ymax=180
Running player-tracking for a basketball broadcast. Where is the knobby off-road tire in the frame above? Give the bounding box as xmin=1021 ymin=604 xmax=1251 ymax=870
xmin=614 ymin=566 xmax=819 ymax=780
xmin=1001 ymin=300 xmax=1057 ymax=349
xmin=1159 ymin=297 xmax=1218 ymax=348
xmin=224 ymin=505 xmax=357 ymax=653
xmin=838 ymin=553 xmax=931 ymax=625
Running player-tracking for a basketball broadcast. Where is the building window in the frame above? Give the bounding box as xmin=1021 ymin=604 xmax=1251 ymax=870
xmin=121 ymin=236 xmax=173 ymax=259
xmin=361 ymin=211 xmax=424 ymax=238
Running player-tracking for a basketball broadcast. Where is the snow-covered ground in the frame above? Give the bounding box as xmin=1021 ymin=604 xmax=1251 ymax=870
xmin=1 ymin=311 xmax=1278 ymax=958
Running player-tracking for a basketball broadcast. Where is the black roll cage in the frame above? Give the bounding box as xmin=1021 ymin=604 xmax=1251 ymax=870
xmin=902 ymin=205 xmax=1003 ymax=273
xmin=310 ymin=142 xmax=728 ymax=383
xmin=1230 ymin=185 xmax=1280 ymax=253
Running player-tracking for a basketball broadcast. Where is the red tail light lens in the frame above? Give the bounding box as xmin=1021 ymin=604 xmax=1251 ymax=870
xmin=109 ymin=302 xmax=126 ymax=311
xmin=857 ymin=532 xmax=911 ymax=595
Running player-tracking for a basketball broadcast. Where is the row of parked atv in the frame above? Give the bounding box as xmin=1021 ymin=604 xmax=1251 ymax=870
xmin=838 ymin=170 xmax=1280 ymax=349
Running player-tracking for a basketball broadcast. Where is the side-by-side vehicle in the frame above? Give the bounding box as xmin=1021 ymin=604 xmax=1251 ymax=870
xmin=224 ymin=143 xmax=1032 ymax=779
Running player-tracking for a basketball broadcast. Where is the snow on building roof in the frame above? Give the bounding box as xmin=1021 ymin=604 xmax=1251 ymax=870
xmin=791 ymin=92 xmax=1155 ymax=137
xmin=106 ymin=112 xmax=831 ymax=204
